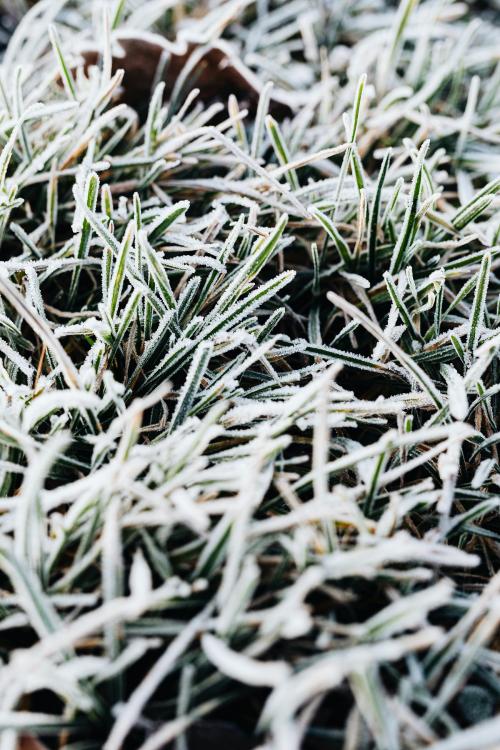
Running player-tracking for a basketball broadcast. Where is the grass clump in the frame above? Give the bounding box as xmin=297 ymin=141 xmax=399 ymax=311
xmin=0 ymin=1 xmax=499 ymax=749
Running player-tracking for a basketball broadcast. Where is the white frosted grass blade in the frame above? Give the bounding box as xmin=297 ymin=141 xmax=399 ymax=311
xmin=426 ymin=716 xmax=500 ymax=750
xmin=0 ymin=274 xmax=80 ymax=389
xmin=202 ymin=633 xmax=291 ymax=687
xmin=328 ymin=291 xmax=444 ymax=408
xmin=261 ymin=629 xmax=442 ymax=733
xmin=466 ymin=251 xmax=491 ymax=352
xmin=442 ymin=365 xmax=468 ymax=421
xmin=169 ymin=341 xmax=213 ymax=431
xmin=104 ymin=604 xmax=213 ymax=750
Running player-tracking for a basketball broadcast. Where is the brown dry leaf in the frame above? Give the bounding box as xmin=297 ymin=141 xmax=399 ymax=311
xmin=80 ymin=34 xmax=293 ymax=120
xmin=17 ymin=737 xmax=50 ymax=750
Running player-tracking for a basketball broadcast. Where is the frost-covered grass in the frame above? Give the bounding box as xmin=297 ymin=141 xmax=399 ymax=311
xmin=0 ymin=1 xmax=499 ymax=748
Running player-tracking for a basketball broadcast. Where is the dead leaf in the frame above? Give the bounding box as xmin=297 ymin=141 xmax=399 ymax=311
xmin=79 ymin=33 xmax=293 ymax=120
xmin=17 ymin=737 xmax=50 ymax=750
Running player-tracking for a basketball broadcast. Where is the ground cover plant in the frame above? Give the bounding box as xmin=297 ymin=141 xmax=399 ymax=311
xmin=0 ymin=0 xmax=499 ymax=748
